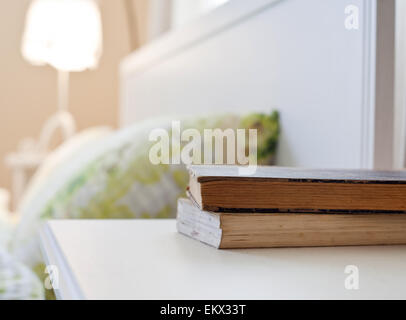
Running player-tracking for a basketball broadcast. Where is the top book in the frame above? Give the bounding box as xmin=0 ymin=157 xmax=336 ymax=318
xmin=187 ymin=165 xmax=406 ymax=213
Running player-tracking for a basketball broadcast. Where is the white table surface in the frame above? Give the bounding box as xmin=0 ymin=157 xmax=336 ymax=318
xmin=40 ymin=219 xmax=406 ymax=300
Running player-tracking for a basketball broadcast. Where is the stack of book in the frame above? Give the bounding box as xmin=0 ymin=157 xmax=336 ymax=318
xmin=176 ymin=165 xmax=406 ymax=248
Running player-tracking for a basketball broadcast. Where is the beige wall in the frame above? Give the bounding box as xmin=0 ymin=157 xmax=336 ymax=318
xmin=0 ymin=0 xmax=148 ymax=191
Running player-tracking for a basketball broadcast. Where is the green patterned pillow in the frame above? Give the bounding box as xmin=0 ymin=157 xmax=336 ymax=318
xmin=12 ymin=111 xmax=279 ymax=278
xmin=41 ymin=111 xmax=279 ymax=220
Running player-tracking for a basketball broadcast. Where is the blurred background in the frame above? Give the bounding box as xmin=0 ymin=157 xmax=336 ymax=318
xmin=0 ymin=0 xmax=229 ymax=207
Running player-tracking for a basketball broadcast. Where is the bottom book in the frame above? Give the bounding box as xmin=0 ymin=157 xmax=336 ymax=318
xmin=176 ymin=198 xmax=406 ymax=249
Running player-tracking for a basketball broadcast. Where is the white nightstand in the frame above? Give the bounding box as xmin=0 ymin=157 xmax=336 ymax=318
xmin=40 ymin=219 xmax=406 ymax=300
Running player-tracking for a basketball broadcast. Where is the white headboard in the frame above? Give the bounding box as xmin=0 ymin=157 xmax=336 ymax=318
xmin=120 ymin=0 xmax=395 ymax=169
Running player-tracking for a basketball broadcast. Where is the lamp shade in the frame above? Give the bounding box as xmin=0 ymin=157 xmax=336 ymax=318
xmin=21 ymin=0 xmax=103 ymax=72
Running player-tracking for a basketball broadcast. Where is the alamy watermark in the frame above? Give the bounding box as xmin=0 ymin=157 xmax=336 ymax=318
xmin=344 ymin=4 xmax=359 ymax=30
xmin=344 ymin=265 xmax=359 ymax=290
xmin=44 ymin=265 xmax=59 ymax=290
xmin=148 ymin=121 xmax=258 ymax=175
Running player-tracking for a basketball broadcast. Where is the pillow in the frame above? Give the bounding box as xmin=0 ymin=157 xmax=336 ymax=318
xmin=12 ymin=112 xmax=279 ymax=269
xmin=40 ymin=111 xmax=279 ymax=220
